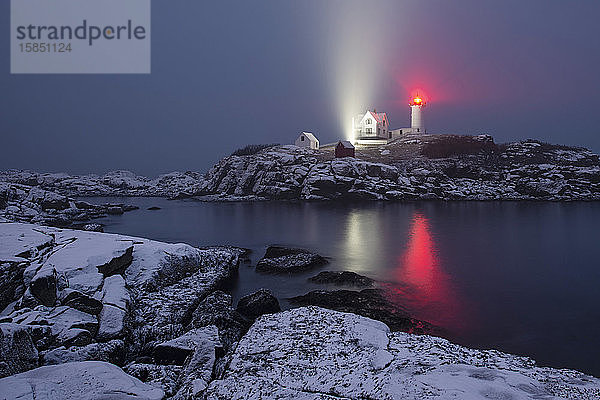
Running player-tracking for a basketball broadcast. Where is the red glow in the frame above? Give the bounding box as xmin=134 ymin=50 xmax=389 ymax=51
xmin=412 ymin=96 xmax=423 ymax=105
xmin=388 ymin=212 xmax=465 ymax=331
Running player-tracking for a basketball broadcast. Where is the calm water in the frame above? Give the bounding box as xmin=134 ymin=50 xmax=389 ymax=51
xmin=87 ymin=198 xmax=600 ymax=376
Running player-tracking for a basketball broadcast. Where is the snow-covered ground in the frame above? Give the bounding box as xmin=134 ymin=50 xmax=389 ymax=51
xmin=1 ymin=221 xmax=600 ymax=399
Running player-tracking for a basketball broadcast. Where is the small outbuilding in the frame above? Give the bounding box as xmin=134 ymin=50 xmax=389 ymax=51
xmin=335 ymin=141 xmax=355 ymax=158
xmin=295 ymin=132 xmax=319 ymax=149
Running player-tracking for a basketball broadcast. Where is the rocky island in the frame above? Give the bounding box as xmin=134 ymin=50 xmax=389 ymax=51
xmin=2 ymin=135 xmax=599 ymax=212
xmin=1 ymin=221 xmax=600 ymax=399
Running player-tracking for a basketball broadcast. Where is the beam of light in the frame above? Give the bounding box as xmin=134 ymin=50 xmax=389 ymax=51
xmin=328 ymin=5 xmax=390 ymax=142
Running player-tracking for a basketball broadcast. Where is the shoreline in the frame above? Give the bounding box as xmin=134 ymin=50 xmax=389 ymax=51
xmin=1 ymin=221 xmax=599 ymax=399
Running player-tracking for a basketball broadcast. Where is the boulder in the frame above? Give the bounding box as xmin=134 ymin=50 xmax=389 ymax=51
xmin=74 ymin=201 xmax=95 ymax=209
xmin=174 ymin=326 xmax=223 ymax=399
xmin=236 ymin=289 xmax=280 ymax=320
xmin=126 ymin=246 xmax=239 ymax=357
xmin=256 ymin=246 xmax=327 ymax=273
xmin=147 ymin=206 xmax=161 ymax=210
xmin=308 ymin=271 xmax=375 ymax=287
xmin=82 ymin=223 xmax=103 ymax=232
xmin=125 ymin=363 xmax=182 ymax=398
xmin=205 ymin=307 xmax=600 ymax=400
xmin=101 ymin=274 xmax=130 ymax=310
xmin=26 ymin=188 xmax=70 ymax=211
xmin=154 ymin=326 xmax=221 ymax=366
xmin=0 ymin=323 xmax=38 ymax=378
xmin=289 ymin=288 xmax=433 ymax=334
xmin=56 ymin=328 xmax=92 ymax=348
xmin=29 ymin=268 xmax=57 ymax=306
xmin=97 ymin=304 xmax=126 ymax=341
xmin=42 ymin=339 xmax=125 ymax=366
xmin=187 ymin=291 xmax=249 ymax=351
xmin=60 ymin=289 xmax=103 ymax=315
xmin=96 ymin=245 xmax=133 ymax=276
xmin=31 ymin=230 xmax=135 ymax=296
xmin=0 ymin=222 xmax=55 ymax=261
xmin=0 ymin=361 xmax=164 ymax=400
xmin=6 ymin=306 xmax=98 ymax=347
xmin=107 ymin=206 xmax=124 ymax=215
xmin=0 ymin=261 xmax=27 ymax=311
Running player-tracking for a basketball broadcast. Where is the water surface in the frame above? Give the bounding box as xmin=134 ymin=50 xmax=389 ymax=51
xmin=87 ymin=198 xmax=600 ymax=376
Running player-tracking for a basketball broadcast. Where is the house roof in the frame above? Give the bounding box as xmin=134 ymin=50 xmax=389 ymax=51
xmin=301 ymin=132 xmax=318 ymax=142
xmin=365 ymin=110 xmax=387 ymax=124
xmin=338 ymin=140 xmax=355 ymax=149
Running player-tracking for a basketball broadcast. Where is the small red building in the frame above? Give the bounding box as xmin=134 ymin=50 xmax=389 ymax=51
xmin=335 ymin=141 xmax=355 ymax=158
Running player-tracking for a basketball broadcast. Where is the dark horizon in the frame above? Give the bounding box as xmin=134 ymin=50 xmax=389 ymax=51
xmin=2 ymin=0 xmax=600 ymax=176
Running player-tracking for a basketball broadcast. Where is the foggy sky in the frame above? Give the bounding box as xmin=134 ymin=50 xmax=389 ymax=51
xmin=2 ymin=0 xmax=600 ymax=176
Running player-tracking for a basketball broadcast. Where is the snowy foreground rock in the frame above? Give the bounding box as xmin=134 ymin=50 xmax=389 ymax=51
xmin=206 ymin=307 xmax=600 ymax=400
xmin=1 ymin=222 xmax=600 ymax=399
xmin=0 ymin=222 xmax=242 ymax=399
xmin=0 ymin=361 xmax=164 ymax=400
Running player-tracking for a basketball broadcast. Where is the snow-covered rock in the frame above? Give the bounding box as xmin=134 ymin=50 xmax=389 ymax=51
xmin=206 ymin=306 xmax=600 ymax=399
xmin=5 ymin=306 xmax=98 ymax=346
xmin=102 ymin=274 xmax=130 ymax=310
xmin=41 ymin=339 xmax=124 ymax=365
xmin=185 ymin=291 xmax=248 ymax=353
xmin=29 ymin=229 xmax=134 ymax=304
xmin=0 ymin=169 xmax=205 ymax=198
xmin=97 ymin=304 xmax=126 ymax=341
xmin=173 ymin=326 xmax=222 ymax=399
xmin=2 ymin=136 xmax=598 ymax=202
xmin=256 ymin=246 xmax=328 ymax=273
xmin=0 ymin=181 xmax=139 ymax=228
xmin=0 ymin=221 xmax=241 ymax=395
xmin=125 ymin=363 xmax=182 ymax=398
xmin=195 ymin=138 xmax=600 ymax=202
xmin=0 ymin=361 xmax=164 ymax=400
xmin=236 ymin=289 xmax=281 ymax=320
xmin=0 ymin=323 xmax=38 ymax=378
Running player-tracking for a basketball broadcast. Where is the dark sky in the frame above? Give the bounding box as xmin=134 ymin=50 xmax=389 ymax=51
xmin=2 ymin=0 xmax=600 ymax=176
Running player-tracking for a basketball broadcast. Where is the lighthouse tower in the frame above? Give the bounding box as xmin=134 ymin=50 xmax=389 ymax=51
xmin=410 ymin=96 xmax=426 ymax=133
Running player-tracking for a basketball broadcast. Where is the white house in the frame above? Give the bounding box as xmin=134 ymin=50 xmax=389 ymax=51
xmin=295 ymin=131 xmax=319 ymax=149
xmin=352 ymin=110 xmax=389 ymax=144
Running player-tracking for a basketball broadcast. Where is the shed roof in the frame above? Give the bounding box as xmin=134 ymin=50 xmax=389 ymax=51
xmin=301 ymin=132 xmax=318 ymax=142
xmin=338 ymin=140 xmax=355 ymax=149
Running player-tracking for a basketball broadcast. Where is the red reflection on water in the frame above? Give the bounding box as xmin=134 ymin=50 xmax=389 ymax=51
xmin=389 ymin=212 xmax=463 ymax=332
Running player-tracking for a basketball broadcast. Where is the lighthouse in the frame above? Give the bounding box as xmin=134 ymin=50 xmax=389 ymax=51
xmin=410 ymin=96 xmax=426 ymax=133
xmin=351 ymin=94 xmax=429 ymax=144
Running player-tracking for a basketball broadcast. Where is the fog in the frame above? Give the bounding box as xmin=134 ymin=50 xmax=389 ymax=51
xmin=1 ymin=0 xmax=599 ymax=175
